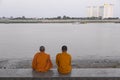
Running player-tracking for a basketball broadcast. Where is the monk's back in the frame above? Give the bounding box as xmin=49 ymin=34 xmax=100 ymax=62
xmin=58 ymin=53 xmax=70 ymax=67
xmin=36 ymin=52 xmax=48 ymax=70
xmin=32 ymin=46 xmax=52 ymax=72
xmin=56 ymin=52 xmax=72 ymax=74
xmin=32 ymin=52 xmax=52 ymax=72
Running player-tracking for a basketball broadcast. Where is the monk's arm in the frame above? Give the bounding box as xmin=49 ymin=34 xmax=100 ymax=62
xmin=32 ymin=54 xmax=37 ymax=70
xmin=48 ymin=55 xmax=53 ymax=68
xmin=69 ymin=55 xmax=72 ymax=65
xmin=56 ymin=54 xmax=59 ymax=66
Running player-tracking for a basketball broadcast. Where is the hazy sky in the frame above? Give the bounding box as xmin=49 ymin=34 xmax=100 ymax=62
xmin=0 ymin=0 xmax=119 ymax=17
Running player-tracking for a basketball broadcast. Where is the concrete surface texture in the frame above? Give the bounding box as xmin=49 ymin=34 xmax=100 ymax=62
xmin=0 ymin=69 xmax=120 ymax=80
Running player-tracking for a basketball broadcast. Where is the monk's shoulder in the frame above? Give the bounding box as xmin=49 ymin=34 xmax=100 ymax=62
xmin=44 ymin=53 xmax=50 ymax=57
xmin=56 ymin=53 xmax=61 ymax=57
xmin=35 ymin=52 xmax=40 ymax=56
xmin=67 ymin=53 xmax=71 ymax=57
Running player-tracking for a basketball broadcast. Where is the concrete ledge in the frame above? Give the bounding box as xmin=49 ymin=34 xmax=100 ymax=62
xmin=0 ymin=68 xmax=120 ymax=80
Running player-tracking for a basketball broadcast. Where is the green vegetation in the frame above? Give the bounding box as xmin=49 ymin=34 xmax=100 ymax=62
xmin=0 ymin=16 xmax=120 ymax=23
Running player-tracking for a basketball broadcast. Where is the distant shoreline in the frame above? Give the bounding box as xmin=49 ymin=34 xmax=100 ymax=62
xmin=0 ymin=19 xmax=120 ymax=24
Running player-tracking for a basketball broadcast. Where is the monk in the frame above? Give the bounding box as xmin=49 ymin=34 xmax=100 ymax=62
xmin=56 ymin=45 xmax=72 ymax=74
xmin=32 ymin=46 xmax=52 ymax=72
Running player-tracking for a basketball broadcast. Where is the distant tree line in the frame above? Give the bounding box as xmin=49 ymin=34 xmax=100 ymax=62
xmin=0 ymin=15 xmax=119 ymax=20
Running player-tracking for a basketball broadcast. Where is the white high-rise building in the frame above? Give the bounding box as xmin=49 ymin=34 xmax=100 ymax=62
xmin=103 ymin=4 xmax=113 ymax=18
xmin=87 ymin=4 xmax=113 ymax=18
xmin=99 ymin=6 xmax=104 ymax=17
xmin=93 ymin=6 xmax=99 ymax=17
xmin=87 ymin=6 xmax=93 ymax=17
xmin=87 ymin=6 xmax=99 ymax=17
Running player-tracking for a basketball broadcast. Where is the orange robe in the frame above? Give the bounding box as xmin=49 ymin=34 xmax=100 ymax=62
xmin=32 ymin=52 xmax=52 ymax=72
xmin=56 ymin=52 xmax=72 ymax=74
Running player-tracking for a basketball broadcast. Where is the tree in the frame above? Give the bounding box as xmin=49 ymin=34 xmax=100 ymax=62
xmin=22 ymin=16 xmax=26 ymax=19
xmin=63 ymin=15 xmax=70 ymax=19
xmin=56 ymin=16 xmax=62 ymax=19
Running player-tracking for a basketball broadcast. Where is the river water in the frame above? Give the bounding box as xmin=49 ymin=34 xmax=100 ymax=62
xmin=0 ymin=23 xmax=120 ymax=59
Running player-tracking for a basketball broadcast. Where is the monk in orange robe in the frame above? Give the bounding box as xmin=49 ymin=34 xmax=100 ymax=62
xmin=56 ymin=45 xmax=72 ymax=74
xmin=32 ymin=46 xmax=52 ymax=72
